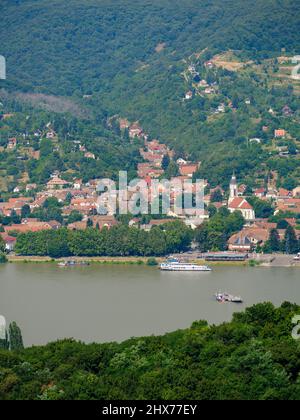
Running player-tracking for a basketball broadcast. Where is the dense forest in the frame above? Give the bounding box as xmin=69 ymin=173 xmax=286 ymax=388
xmin=0 ymin=302 xmax=300 ymax=400
xmin=1 ymin=0 xmax=299 ymax=95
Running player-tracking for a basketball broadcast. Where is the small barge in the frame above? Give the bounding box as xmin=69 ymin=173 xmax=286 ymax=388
xmin=215 ymin=292 xmax=243 ymax=303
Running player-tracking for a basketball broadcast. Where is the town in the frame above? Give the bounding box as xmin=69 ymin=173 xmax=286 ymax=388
xmin=1 ymin=115 xmax=300 ymax=260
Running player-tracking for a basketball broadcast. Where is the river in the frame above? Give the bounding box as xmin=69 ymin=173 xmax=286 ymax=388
xmin=0 ymin=263 xmax=299 ymax=346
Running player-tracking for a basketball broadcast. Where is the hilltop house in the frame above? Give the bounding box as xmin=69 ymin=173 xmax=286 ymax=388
xmin=129 ymin=122 xmax=144 ymax=139
xmin=274 ymin=129 xmax=286 ymax=138
xmin=179 ymin=163 xmax=199 ymax=178
xmin=7 ymin=138 xmax=17 ymax=149
xmin=84 ymin=152 xmax=95 ymax=159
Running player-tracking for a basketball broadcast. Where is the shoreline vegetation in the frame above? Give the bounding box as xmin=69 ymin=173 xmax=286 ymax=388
xmin=6 ymin=255 xmax=300 ymax=268
xmin=1 ymin=302 xmax=300 ymax=400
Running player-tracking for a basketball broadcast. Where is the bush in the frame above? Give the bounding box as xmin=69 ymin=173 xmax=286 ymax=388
xmin=147 ymin=257 xmax=158 ymax=266
xmin=0 ymin=253 xmax=8 ymax=264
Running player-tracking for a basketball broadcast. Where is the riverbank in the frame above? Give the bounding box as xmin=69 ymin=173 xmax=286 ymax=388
xmin=6 ymin=253 xmax=300 ymax=267
xmin=7 ymin=255 xmax=165 ymax=265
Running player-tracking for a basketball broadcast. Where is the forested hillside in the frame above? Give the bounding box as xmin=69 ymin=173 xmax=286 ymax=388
xmin=1 ymin=0 xmax=299 ymax=94
xmin=0 ymin=302 xmax=300 ymax=400
xmin=1 ymin=0 xmax=300 ymax=187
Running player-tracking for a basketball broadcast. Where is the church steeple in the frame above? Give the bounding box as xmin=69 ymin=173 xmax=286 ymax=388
xmin=229 ymin=173 xmax=238 ymax=201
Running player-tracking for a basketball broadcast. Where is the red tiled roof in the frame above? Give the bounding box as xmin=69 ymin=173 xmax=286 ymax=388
xmin=229 ymin=197 xmax=253 ymax=210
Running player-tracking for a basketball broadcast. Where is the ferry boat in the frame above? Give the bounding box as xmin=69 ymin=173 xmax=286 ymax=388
xmin=160 ymin=257 xmax=212 ymax=272
xmin=215 ymin=292 xmax=243 ymax=303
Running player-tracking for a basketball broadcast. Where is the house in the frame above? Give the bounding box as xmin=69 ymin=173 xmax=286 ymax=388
xmin=228 ymin=228 xmax=269 ymax=252
xmin=84 ymin=152 xmax=96 ymax=159
xmin=7 ymin=138 xmax=17 ymax=149
xmin=67 ymin=221 xmax=87 ymax=230
xmin=73 ymin=179 xmax=83 ymax=190
xmin=47 ymin=176 xmax=70 ymax=190
xmin=204 ymin=87 xmax=215 ymax=95
xmin=292 ymin=56 xmax=300 ymax=64
xmin=274 ymin=129 xmax=286 ymax=138
xmin=146 ymin=140 xmax=168 ymax=155
xmin=282 ymin=105 xmax=293 ymax=117
xmin=119 ymin=118 xmax=130 ymax=130
xmin=275 ymin=198 xmax=300 ymax=214
xmin=184 ymin=214 xmax=209 ymax=230
xmin=0 ymin=233 xmax=17 ymax=252
xmin=254 ymin=187 xmax=266 ymax=198
xmin=4 ymin=221 xmax=58 ymax=234
xmin=228 ymin=174 xmax=255 ymax=221
xmin=292 ymin=186 xmax=300 ymax=197
xmin=26 ymin=183 xmax=37 ymax=192
xmin=252 ymin=220 xmax=277 ymax=230
xmin=140 ymin=152 xmax=163 ymax=167
xmin=129 ymin=122 xmax=143 ymax=139
xmin=179 ymin=163 xmax=199 ymax=178
xmin=137 ymin=163 xmax=164 ymax=179
xmin=70 ymin=198 xmax=97 ymax=212
xmin=90 ymin=215 xmax=118 ymax=229
xmin=217 ymin=104 xmax=226 ymax=113
xmin=277 ymin=188 xmax=292 ymax=199
xmin=238 ymin=184 xmax=247 ymax=196
xmin=0 ymin=197 xmax=32 ymax=216
xmin=176 ymin=158 xmax=187 ymax=166
xmin=199 ymin=79 xmax=209 ymax=87
xmin=204 ymin=61 xmax=214 ymax=69
xmin=249 ymin=138 xmax=261 ymax=144
xmin=185 ymin=91 xmax=193 ymax=100
xmin=46 ymin=130 xmax=56 ymax=139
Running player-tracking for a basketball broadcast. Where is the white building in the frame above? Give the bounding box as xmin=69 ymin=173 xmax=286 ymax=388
xmin=228 ymin=174 xmax=255 ymax=221
xmin=292 ymin=55 xmax=300 ymax=64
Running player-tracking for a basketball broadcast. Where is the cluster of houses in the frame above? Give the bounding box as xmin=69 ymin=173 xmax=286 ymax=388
xmin=221 ymin=175 xmax=300 ymax=252
xmin=1 ymin=113 xmax=300 ymax=254
xmin=1 ymin=166 xmax=300 ymax=253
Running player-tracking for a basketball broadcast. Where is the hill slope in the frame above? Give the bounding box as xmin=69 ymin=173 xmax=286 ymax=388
xmin=1 ymin=0 xmax=299 ymax=95
xmin=1 ymin=0 xmax=300 ymax=188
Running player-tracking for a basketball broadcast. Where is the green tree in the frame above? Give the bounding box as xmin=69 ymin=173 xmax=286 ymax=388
xmin=9 ymin=322 xmax=24 ymax=351
xmin=284 ymin=226 xmax=298 ymax=254
xmin=0 ymin=236 xmax=5 ymax=253
xmin=86 ymin=219 xmax=93 ymax=228
xmin=21 ymin=205 xmax=31 ymax=219
xmin=211 ymin=189 xmax=223 ymax=203
xmin=67 ymin=211 xmax=83 ymax=225
xmin=269 ymin=229 xmax=281 ymax=252
xmin=161 ymin=154 xmax=170 ymax=171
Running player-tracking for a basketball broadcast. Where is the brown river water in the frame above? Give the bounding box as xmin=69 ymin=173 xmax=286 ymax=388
xmin=0 ymin=263 xmax=299 ymax=346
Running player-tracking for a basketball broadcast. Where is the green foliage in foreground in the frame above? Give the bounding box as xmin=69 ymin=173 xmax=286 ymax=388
xmin=0 ymin=302 xmax=300 ymax=400
xmin=15 ymin=221 xmax=193 ymax=257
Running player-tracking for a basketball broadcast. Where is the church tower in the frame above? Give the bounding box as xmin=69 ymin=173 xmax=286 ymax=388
xmin=229 ymin=173 xmax=238 ymax=202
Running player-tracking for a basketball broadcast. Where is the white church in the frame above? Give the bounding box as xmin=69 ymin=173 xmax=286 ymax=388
xmin=228 ymin=174 xmax=255 ymax=221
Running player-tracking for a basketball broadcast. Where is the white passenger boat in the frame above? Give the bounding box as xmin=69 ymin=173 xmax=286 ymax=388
xmin=160 ymin=257 xmax=212 ymax=272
